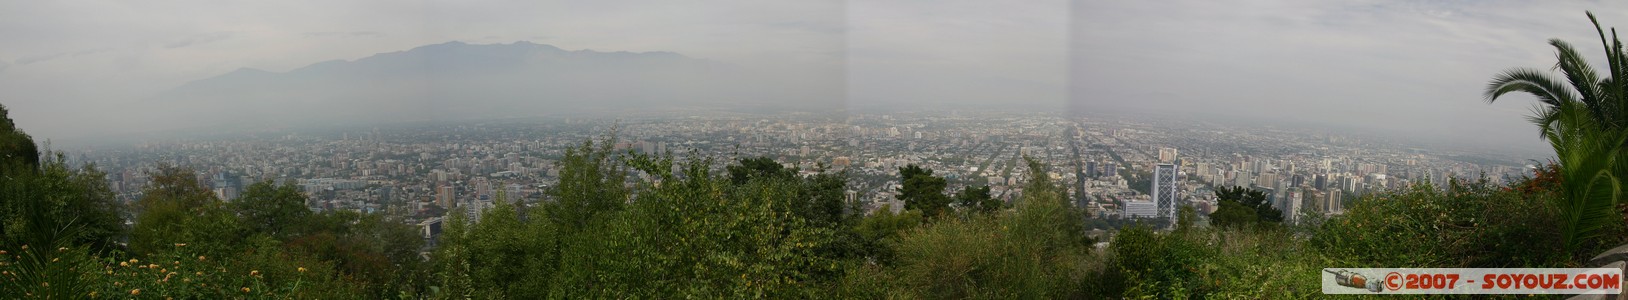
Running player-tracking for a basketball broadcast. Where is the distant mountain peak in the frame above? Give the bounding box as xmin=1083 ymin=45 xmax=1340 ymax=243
xmin=203 ymin=67 xmax=273 ymax=81
xmin=399 ymin=40 xmax=572 ymax=54
xmin=129 ymin=40 xmax=834 ymax=135
xmin=227 ymin=67 xmax=270 ymax=74
xmin=424 ymin=40 xmax=468 ymax=47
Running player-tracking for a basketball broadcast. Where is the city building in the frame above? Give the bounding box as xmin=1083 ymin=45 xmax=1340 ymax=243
xmin=1124 ymin=200 xmax=1157 ymax=218
xmin=212 ymin=171 xmax=242 ymax=201
xmin=437 ymin=185 xmax=455 ymax=208
xmin=1152 ymin=163 xmax=1179 ymax=219
xmin=1158 ymin=147 xmax=1178 ymax=163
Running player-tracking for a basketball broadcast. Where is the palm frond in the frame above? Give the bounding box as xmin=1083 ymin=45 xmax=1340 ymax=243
xmin=1550 ymin=39 xmax=1608 ymax=123
xmin=1589 ymin=12 xmax=1620 ymax=85
xmin=1589 ymin=11 xmax=1628 ymax=127
xmin=1563 ymin=169 xmax=1621 ymax=252
xmin=1485 ymin=68 xmax=1578 ymax=108
xmin=1527 ymin=103 xmax=1561 ymax=139
xmin=1613 ymin=28 xmax=1628 ymax=124
xmin=1545 ymin=99 xmax=1628 ymax=253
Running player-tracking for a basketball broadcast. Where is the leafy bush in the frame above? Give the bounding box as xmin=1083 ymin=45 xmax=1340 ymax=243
xmin=854 ymin=157 xmax=1097 ymax=298
xmin=0 ymin=154 xmax=124 ymax=254
xmin=555 ymin=156 xmax=844 ymax=298
xmin=0 ymin=239 xmax=364 ymax=299
xmin=1311 ymin=179 xmax=1582 ymax=268
xmin=434 ymin=147 xmax=863 ymax=298
xmin=1112 ymin=224 xmax=1324 ymax=299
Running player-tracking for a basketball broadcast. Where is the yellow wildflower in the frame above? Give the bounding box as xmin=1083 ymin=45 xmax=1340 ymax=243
xmin=250 ymin=270 xmax=260 ymax=277
xmin=241 ymin=287 xmax=251 ymax=293
xmin=130 ymin=289 xmax=140 ymax=295
xmin=297 ymin=267 xmax=308 ymax=273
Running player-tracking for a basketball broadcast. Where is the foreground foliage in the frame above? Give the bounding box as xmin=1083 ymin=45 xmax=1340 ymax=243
xmin=0 ymin=135 xmax=1623 ymax=298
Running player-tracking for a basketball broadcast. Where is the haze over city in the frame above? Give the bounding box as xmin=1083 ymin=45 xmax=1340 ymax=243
xmin=4 ymin=1 xmax=1625 ymax=157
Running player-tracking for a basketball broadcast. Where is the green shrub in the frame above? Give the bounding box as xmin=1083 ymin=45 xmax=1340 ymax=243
xmin=870 ymin=157 xmax=1097 ymax=299
xmin=0 ymin=239 xmax=365 ymax=299
xmin=1110 ymin=224 xmax=1325 ymax=299
xmin=1311 ymin=179 xmax=1581 ymax=268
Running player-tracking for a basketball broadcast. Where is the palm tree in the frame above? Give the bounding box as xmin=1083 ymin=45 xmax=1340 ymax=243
xmin=1484 ymin=11 xmax=1628 ymax=255
xmin=1542 ymin=93 xmax=1626 ymax=255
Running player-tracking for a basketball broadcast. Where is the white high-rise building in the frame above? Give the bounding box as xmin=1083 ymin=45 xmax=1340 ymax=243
xmin=1153 ymin=163 xmax=1180 ymax=219
xmin=1283 ymin=187 xmax=1303 ymax=224
xmin=1325 ymin=189 xmax=1344 ymax=214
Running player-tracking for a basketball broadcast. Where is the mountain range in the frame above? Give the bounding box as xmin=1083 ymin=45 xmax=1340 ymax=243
xmin=136 ymin=41 xmax=842 ymax=132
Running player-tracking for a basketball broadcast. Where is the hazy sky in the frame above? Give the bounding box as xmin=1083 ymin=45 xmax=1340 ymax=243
xmin=1 ymin=0 xmax=1624 ymax=157
xmin=1070 ymin=0 xmax=1628 ymax=156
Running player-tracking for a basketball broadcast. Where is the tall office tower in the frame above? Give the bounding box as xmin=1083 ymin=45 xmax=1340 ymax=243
xmin=1258 ymin=172 xmax=1278 ymax=188
xmin=1307 ymin=189 xmax=1325 ymax=213
xmin=1326 ymin=189 xmax=1343 ymax=213
xmin=473 ymin=177 xmax=491 ymax=199
xmin=378 ymin=187 xmax=392 ymax=206
xmin=1152 ymin=163 xmax=1180 ymax=219
xmin=1158 ymin=147 xmax=1178 ymax=163
xmin=371 ymin=186 xmax=391 ymax=214
xmin=438 ymin=185 xmax=456 ymax=208
xmin=212 ymin=171 xmax=242 ymax=201
xmin=1283 ymin=187 xmax=1303 ymax=224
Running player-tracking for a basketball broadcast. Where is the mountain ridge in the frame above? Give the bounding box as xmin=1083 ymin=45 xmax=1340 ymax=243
xmin=130 ymin=41 xmax=839 ymax=134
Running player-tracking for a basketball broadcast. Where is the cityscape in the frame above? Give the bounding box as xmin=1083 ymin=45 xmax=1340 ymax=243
xmin=64 ymin=110 xmax=1528 ymax=245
